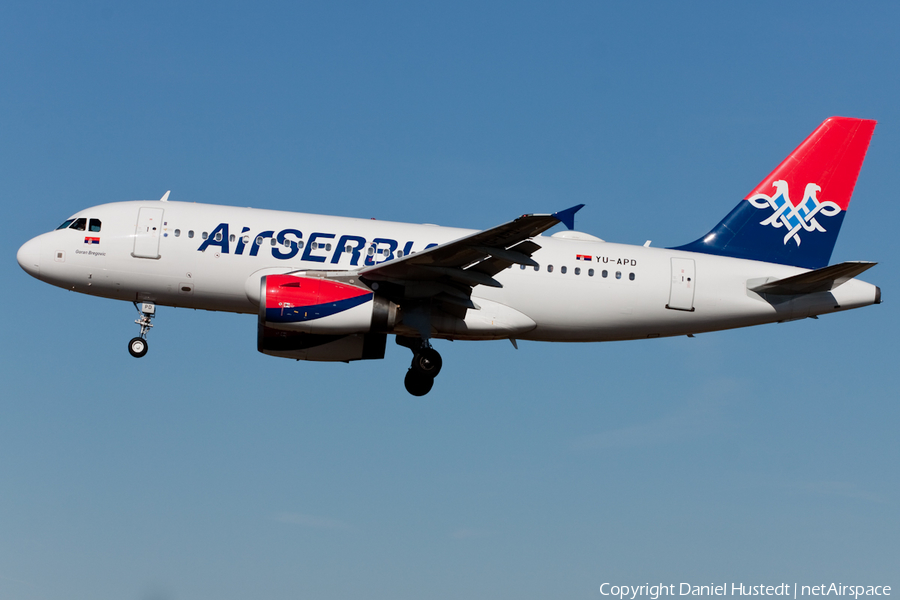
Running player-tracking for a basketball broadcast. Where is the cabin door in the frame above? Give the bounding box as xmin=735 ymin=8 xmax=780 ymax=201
xmin=667 ymin=258 xmax=695 ymax=311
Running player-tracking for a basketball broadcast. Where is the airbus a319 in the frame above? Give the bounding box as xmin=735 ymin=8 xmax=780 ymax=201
xmin=17 ymin=117 xmax=880 ymax=395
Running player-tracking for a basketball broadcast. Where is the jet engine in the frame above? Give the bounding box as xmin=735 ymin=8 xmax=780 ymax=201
xmin=255 ymin=274 xmax=398 ymax=362
xmin=259 ymin=274 xmax=398 ymax=335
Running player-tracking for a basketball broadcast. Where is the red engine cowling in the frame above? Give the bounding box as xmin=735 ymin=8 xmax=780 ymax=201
xmin=259 ymin=274 xmax=397 ymax=334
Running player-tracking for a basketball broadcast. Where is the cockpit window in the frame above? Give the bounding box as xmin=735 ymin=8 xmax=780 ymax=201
xmin=56 ymin=219 xmax=75 ymax=230
xmin=89 ymin=219 xmax=101 ymax=232
xmin=69 ymin=218 xmax=87 ymax=231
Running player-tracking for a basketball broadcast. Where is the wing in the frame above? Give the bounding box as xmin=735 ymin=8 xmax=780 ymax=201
xmin=358 ymin=204 xmax=584 ymax=310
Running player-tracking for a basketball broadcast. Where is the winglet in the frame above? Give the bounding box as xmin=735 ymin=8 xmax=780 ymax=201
xmin=552 ymin=204 xmax=585 ymax=230
xmin=160 ymin=190 xmax=171 ymax=202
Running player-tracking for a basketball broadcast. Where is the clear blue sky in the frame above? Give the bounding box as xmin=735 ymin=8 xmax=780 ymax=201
xmin=1 ymin=2 xmax=898 ymax=599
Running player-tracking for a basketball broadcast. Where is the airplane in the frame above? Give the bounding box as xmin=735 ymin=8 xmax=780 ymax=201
xmin=16 ymin=116 xmax=881 ymax=396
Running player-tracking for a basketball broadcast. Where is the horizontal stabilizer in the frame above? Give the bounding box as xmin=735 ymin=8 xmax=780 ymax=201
xmin=749 ymin=261 xmax=877 ymax=296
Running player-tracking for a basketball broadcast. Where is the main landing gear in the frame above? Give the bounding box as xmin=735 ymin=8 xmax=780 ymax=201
xmin=397 ymin=336 xmax=443 ymax=397
xmin=128 ymin=302 xmax=155 ymax=358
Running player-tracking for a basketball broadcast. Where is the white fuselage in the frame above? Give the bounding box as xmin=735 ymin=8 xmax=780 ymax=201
xmin=18 ymin=200 xmax=880 ymax=342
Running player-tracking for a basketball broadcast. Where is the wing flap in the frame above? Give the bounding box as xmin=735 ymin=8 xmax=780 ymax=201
xmin=472 ymin=245 xmax=539 ymax=267
xmin=415 ymin=265 xmax=503 ymax=288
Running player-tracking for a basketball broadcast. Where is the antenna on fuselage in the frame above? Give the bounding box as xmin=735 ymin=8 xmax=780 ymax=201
xmin=159 ymin=190 xmax=171 ymax=202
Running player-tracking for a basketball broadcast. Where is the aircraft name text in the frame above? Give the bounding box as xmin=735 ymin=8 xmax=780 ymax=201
xmin=196 ymin=223 xmax=437 ymax=266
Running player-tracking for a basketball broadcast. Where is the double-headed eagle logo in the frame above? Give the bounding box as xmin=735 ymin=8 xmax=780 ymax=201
xmin=748 ymin=180 xmax=841 ymax=246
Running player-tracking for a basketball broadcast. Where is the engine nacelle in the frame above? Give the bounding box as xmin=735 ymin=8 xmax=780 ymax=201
xmin=260 ymin=274 xmax=398 ymax=334
xmin=258 ymin=324 xmax=386 ymax=362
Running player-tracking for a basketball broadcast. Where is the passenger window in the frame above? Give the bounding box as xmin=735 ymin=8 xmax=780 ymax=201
xmin=602 ymin=270 xmax=608 ymax=278
xmin=616 ymin=271 xmax=622 ymax=279
xmin=229 ymin=234 xmax=236 ymax=243
xmin=520 ymin=264 xmax=526 ymax=270
xmin=69 ymin=218 xmax=87 ymax=231
xmin=629 ymin=272 xmax=635 ymax=281
xmin=242 ymin=235 xmax=249 ymax=244
xmin=89 ymin=219 xmax=101 ymax=232
xmin=561 ymin=266 xmax=567 ymax=274
xmin=367 ymin=247 xmax=375 ymax=256
xmin=396 ymin=250 xmax=403 ymax=258
xmin=56 ymin=219 xmax=75 ymax=230
xmin=202 ymin=232 xmax=208 ymax=240
xmin=575 ymin=267 xmax=581 ymax=275
xmin=255 ymin=236 xmax=263 ymax=245
xmin=174 ymin=229 xmax=181 ymax=237
xmin=283 ymin=239 xmax=290 ymax=248
xmin=326 ymin=244 xmax=332 ymax=251
xmin=270 ymin=238 xmax=276 ymax=246
xmin=214 ymin=232 xmax=222 ymax=242
xmin=188 ymin=230 xmax=194 ymax=239
xmin=547 ymin=265 xmax=553 ymax=273
xmin=588 ymin=268 xmax=594 ymax=276
xmin=533 ymin=264 xmax=539 ymax=271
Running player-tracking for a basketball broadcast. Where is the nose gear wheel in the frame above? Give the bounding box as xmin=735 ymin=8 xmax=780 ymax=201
xmin=129 ymin=301 xmax=156 ymax=358
xmin=128 ymin=337 xmax=148 ymax=358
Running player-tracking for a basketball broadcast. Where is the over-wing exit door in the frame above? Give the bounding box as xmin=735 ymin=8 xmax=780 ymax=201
xmin=132 ymin=207 xmax=164 ymax=259
xmin=667 ymin=257 xmax=695 ymax=311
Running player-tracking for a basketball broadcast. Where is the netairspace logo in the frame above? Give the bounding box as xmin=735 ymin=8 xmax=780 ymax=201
xmin=599 ymin=584 xmax=891 ymax=600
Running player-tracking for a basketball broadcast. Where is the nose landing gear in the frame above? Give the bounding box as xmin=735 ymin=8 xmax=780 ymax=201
xmin=128 ymin=302 xmax=155 ymax=358
xmin=397 ymin=336 xmax=443 ymax=396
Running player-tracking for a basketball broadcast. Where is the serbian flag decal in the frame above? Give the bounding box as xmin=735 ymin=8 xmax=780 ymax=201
xmin=576 ymin=254 xmax=592 ymax=261
xmin=84 ymin=237 xmax=100 ymax=245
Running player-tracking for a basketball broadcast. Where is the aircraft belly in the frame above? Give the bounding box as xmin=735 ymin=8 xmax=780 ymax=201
xmin=430 ymin=296 xmax=536 ymax=339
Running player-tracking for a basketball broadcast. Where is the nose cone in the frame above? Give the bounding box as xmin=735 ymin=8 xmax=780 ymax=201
xmin=17 ymin=237 xmax=41 ymax=278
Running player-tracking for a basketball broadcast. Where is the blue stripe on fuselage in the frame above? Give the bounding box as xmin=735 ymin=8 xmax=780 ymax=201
xmin=265 ymin=293 xmax=373 ymax=323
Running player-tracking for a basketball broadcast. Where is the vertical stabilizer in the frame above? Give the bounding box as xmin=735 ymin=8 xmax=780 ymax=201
xmin=673 ymin=117 xmax=876 ymax=269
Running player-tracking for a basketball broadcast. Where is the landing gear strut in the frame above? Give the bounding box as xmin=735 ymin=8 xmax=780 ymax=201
xmin=129 ymin=302 xmax=155 ymax=358
xmin=397 ymin=336 xmax=443 ymax=396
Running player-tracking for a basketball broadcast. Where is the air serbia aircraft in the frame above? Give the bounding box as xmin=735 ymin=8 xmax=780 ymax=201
xmin=17 ymin=117 xmax=881 ymax=395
